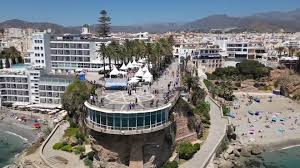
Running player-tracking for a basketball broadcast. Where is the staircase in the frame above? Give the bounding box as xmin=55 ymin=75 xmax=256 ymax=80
xmin=129 ymin=138 xmax=144 ymax=168
xmin=175 ymin=115 xmax=197 ymax=142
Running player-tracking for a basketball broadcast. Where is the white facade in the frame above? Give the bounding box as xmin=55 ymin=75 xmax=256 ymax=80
xmin=215 ymin=40 xmax=267 ymax=60
xmin=0 ymin=66 xmax=72 ymax=106
xmin=25 ymin=32 xmax=51 ymax=69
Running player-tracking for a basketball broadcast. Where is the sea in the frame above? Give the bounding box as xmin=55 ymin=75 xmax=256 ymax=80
xmin=244 ymin=146 xmax=300 ymax=168
xmin=0 ymin=131 xmax=27 ymax=168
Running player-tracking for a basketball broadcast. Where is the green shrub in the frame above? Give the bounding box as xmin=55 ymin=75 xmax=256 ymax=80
xmin=222 ymin=105 xmax=230 ymax=116
xmin=52 ymin=141 xmax=67 ymax=150
xmin=84 ymin=158 xmax=93 ymax=168
xmin=61 ymin=144 xmax=73 ymax=152
xmin=76 ymin=131 xmax=86 ymax=144
xmin=193 ymin=143 xmax=201 ymax=151
xmin=64 ymin=127 xmax=79 ymax=137
xmin=176 ymin=142 xmax=200 ymax=160
xmin=86 ymin=151 xmax=95 ymax=160
xmin=74 ymin=145 xmax=85 ymax=155
xmin=161 ymin=161 xmax=178 ymax=168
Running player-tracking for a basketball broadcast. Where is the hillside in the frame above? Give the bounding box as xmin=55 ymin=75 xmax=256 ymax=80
xmin=1 ymin=9 xmax=300 ymax=33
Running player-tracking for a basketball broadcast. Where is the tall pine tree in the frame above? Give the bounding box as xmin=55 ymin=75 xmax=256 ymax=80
xmin=98 ymin=10 xmax=111 ymax=38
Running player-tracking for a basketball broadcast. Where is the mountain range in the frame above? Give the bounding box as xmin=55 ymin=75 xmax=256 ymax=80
xmin=1 ymin=9 xmax=300 ymax=33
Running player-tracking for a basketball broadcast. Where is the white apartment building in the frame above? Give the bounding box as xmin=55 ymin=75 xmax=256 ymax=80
xmin=191 ymin=47 xmax=223 ymax=73
xmin=25 ymin=32 xmax=51 ymax=69
xmin=0 ymin=65 xmax=73 ymax=107
xmin=173 ymin=43 xmax=197 ymax=64
xmin=215 ymin=39 xmax=267 ymax=60
xmin=25 ymin=33 xmax=112 ymax=74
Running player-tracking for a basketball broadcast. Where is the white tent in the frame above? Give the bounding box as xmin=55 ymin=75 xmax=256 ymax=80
xmin=109 ymin=66 xmax=120 ymax=76
xmin=127 ymin=61 xmax=134 ymax=69
xmin=134 ymin=68 xmax=144 ymax=77
xmin=128 ymin=78 xmax=139 ymax=84
xmin=138 ymin=58 xmax=146 ymax=63
xmin=132 ymin=60 xmax=140 ymax=67
xmin=142 ymin=64 xmax=149 ymax=72
xmin=119 ymin=71 xmax=128 ymax=76
xmin=120 ymin=63 xmax=128 ymax=71
xmin=142 ymin=70 xmax=153 ymax=82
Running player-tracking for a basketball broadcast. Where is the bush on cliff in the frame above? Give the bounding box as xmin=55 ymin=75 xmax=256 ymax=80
xmin=161 ymin=161 xmax=178 ymax=168
xmin=176 ymin=142 xmax=201 ymax=160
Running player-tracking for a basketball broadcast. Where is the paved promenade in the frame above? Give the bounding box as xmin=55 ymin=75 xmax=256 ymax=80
xmin=41 ymin=122 xmax=86 ymax=168
xmin=181 ymin=95 xmax=228 ymax=167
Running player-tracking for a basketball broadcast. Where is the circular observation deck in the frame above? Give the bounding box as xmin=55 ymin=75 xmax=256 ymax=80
xmin=85 ymin=89 xmax=179 ymax=135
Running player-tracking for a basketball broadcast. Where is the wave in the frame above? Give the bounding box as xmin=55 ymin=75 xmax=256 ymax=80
xmin=4 ymin=131 xmax=28 ymax=142
xmin=280 ymin=144 xmax=300 ymax=150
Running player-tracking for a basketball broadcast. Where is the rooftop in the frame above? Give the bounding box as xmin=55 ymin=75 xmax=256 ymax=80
xmin=87 ymin=60 xmax=180 ymax=113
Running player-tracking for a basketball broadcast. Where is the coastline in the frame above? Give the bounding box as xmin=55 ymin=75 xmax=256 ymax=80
xmin=255 ymin=137 xmax=300 ymax=152
xmin=0 ymin=116 xmax=41 ymax=167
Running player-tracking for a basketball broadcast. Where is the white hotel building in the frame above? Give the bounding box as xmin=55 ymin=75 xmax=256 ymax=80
xmin=0 ymin=65 xmax=73 ymax=107
xmin=25 ymin=32 xmax=111 ymax=74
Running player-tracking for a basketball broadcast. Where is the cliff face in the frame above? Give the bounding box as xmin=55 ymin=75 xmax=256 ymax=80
xmin=89 ymin=125 xmax=176 ymax=168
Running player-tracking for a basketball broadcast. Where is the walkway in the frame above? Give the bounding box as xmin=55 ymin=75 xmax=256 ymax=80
xmin=41 ymin=122 xmax=86 ymax=168
xmin=181 ymin=82 xmax=228 ymax=168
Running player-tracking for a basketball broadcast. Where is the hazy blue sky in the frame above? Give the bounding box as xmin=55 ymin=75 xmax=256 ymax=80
xmin=0 ymin=0 xmax=299 ymax=26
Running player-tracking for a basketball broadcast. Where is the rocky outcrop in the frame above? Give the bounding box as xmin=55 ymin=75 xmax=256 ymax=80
xmin=214 ymin=142 xmax=264 ymax=168
xmin=92 ymin=143 xmax=120 ymax=163
xmin=250 ymin=145 xmax=263 ymax=155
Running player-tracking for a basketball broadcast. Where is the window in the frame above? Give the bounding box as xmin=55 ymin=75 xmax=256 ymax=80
xmin=51 ymin=50 xmax=57 ymax=54
xmin=50 ymin=43 xmax=57 ymax=48
xmin=64 ymin=43 xmax=70 ymax=48
xmin=77 ymin=44 xmax=82 ymax=49
xmin=77 ymin=50 xmax=83 ymax=55
xmin=64 ymin=50 xmax=70 ymax=55
xmin=70 ymin=50 xmax=76 ymax=55
xmin=57 ymin=43 xmax=63 ymax=48
xmin=83 ymin=50 xmax=90 ymax=55
xmin=41 ymin=47 xmax=43 ymax=50
xmin=70 ymin=43 xmax=76 ymax=48
xmin=83 ymin=44 xmax=89 ymax=49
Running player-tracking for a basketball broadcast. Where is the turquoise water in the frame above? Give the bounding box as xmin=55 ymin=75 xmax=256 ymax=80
xmin=243 ymin=146 xmax=300 ymax=168
xmin=259 ymin=146 xmax=300 ymax=168
xmin=0 ymin=131 xmax=27 ymax=168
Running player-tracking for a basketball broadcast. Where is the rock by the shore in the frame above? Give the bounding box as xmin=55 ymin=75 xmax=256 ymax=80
xmin=226 ymin=145 xmax=234 ymax=154
xmin=240 ymin=147 xmax=251 ymax=157
xmin=250 ymin=145 xmax=263 ymax=155
xmin=218 ymin=160 xmax=234 ymax=168
xmin=233 ymin=149 xmax=240 ymax=157
xmin=232 ymin=160 xmax=244 ymax=168
xmin=223 ymin=152 xmax=229 ymax=160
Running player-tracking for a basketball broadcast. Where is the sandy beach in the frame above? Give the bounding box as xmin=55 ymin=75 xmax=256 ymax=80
xmin=0 ymin=108 xmax=49 ymax=168
xmin=230 ymin=94 xmax=300 ymax=151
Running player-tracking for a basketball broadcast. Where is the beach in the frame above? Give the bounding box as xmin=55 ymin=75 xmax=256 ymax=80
xmin=0 ymin=108 xmax=45 ymax=168
xmin=230 ymin=94 xmax=300 ymax=150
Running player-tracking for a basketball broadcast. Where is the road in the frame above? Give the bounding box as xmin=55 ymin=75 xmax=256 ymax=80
xmin=42 ymin=122 xmax=86 ymax=168
xmin=181 ymin=82 xmax=228 ymax=168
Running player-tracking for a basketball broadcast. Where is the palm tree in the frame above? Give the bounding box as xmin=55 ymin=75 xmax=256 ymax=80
xmin=296 ymin=52 xmax=300 ymax=73
xmin=145 ymin=42 xmax=154 ymax=64
xmin=288 ymin=46 xmax=296 ymax=57
xmin=275 ymin=46 xmax=285 ymax=58
xmin=99 ymin=43 xmax=107 ymax=73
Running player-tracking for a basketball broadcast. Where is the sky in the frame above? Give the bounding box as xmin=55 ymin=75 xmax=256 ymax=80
xmin=0 ymin=0 xmax=299 ymax=26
